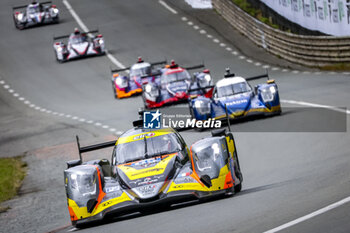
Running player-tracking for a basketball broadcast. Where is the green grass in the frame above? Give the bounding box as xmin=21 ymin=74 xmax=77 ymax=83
xmin=320 ymin=63 xmax=350 ymax=71
xmin=232 ymin=0 xmax=280 ymax=30
xmin=0 ymin=157 xmax=27 ymax=204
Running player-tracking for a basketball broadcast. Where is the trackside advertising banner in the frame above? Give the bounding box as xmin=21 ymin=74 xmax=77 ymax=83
xmin=261 ymin=0 xmax=350 ymax=36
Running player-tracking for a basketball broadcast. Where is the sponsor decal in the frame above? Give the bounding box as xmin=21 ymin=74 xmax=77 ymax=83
xmin=133 ymin=132 xmax=155 ymax=140
xmin=105 ymin=186 xmax=120 ymax=193
xmin=131 ymin=168 xmax=163 ymax=176
xmin=225 ymin=99 xmax=248 ymax=106
xmin=138 ymin=177 xmax=159 ymax=186
xmin=138 ymin=184 xmax=157 ymax=194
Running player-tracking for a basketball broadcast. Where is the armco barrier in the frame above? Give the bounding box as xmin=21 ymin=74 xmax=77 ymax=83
xmin=212 ymin=0 xmax=350 ymax=67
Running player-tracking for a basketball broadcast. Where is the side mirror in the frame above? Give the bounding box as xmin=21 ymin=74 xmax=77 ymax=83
xmin=99 ymin=159 xmax=112 ymax=177
xmin=200 ymin=175 xmax=212 ymax=188
xmin=66 ymin=159 xmax=81 ymax=169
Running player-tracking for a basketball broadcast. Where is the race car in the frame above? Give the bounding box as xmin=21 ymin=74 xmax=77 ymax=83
xmin=142 ymin=60 xmax=213 ymax=109
xmin=111 ymin=57 xmax=166 ymax=99
xmin=13 ymin=1 xmax=59 ymax=29
xmin=53 ymin=28 xmax=105 ymax=63
xmin=189 ymin=68 xmax=281 ymax=121
xmin=64 ymin=122 xmax=243 ymax=227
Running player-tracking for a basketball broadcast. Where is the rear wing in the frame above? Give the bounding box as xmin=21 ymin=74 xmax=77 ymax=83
xmin=188 ymin=85 xmax=215 ymax=93
xmin=111 ymin=67 xmax=130 ymax=74
xmin=140 ymin=71 xmax=162 ymax=80
xmin=245 ymin=73 xmax=269 ymax=81
xmin=13 ymin=1 xmax=52 ymax=10
xmin=184 ymin=64 xmax=205 ymax=71
xmin=110 ymin=60 xmax=167 ymax=74
xmin=67 ymin=136 xmax=116 ymax=168
xmin=53 ymin=29 xmax=99 ymax=41
xmin=224 ymin=68 xmax=271 ymax=82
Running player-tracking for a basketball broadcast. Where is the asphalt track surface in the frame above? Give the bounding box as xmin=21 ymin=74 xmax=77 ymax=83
xmin=0 ymin=0 xmax=349 ymax=233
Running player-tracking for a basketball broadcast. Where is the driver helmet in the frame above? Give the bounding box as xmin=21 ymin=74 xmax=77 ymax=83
xmin=74 ymin=28 xmax=80 ymax=35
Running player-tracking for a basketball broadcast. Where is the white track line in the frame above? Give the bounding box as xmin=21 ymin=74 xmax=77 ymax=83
xmin=106 ymin=51 xmax=126 ymax=69
xmin=159 ymin=0 xmax=178 ymax=14
xmin=63 ymin=0 xmax=125 ymax=69
xmin=281 ymin=99 xmax=350 ymax=115
xmin=62 ymin=0 xmax=88 ymax=32
xmin=263 ymin=196 xmax=350 ymax=233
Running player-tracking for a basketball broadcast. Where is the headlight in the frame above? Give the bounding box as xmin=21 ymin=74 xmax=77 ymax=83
xmin=261 ymin=87 xmax=275 ymax=102
xmin=115 ymin=77 xmax=128 ymax=88
xmin=199 ymin=74 xmax=212 ymax=88
xmin=204 ymin=74 xmax=211 ymax=83
xmin=145 ymin=84 xmax=152 ymax=93
xmin=52 ymin=8 xmax=59 ymax=14
xmin=95 ymin=39 xmax=104 ymax=45
xmin=17 ymin=14 xmax=23 ymax=21
xmin=70 ymin=173 xmax=97 ymax=197
xmin=194 ymin=100 xmax=211 ymax=115
xmin=145 ymin=84 xmax=159 ymax=97
xmin=57 ymin=47 xmax=62 ymax=52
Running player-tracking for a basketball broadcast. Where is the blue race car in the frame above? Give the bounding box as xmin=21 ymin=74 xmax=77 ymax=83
xmin=189 ymin=68 xmax=281 ymax=121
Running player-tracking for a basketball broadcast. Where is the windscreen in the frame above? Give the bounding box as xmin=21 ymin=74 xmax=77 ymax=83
xmin=130 ymin=65 xmax=151 ymax=77
xmin=114 ymin=133 xmax=182 ymax=164
xmin=27 ymin=6 xmax=40 ymax=14
xmin=161 ymin=70 xmax=191 ymax=84
xmin=217 ymin=82 xmax=251 ymax=98
xmin=69 ymin=35 xmax=88 ymax=44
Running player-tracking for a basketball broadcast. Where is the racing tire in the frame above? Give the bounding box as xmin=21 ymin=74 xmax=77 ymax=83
xmin=234 ymin=183 xmax=242 ymax=193
xmin=54 ymin=51 xmax=63 ymax=63
xmin=13 ymin=17 xmax=24 ymax=30
xmin=112 ymin=81 xmax=118 ymax=99
xmin=52 ymin=16 xmax=59 ymax=24
xmin=141 ymin=94 xmax=149 ymax=109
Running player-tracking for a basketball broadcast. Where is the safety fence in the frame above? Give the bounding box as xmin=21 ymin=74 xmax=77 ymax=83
xmin=212 ymin=0 xmax=350 ymax=67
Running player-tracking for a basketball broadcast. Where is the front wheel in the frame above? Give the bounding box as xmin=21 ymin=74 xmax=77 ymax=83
xmin=13 ymin=18 xmax=24 ymax=30
xmin=52 ymin=16 xmax=59 ymax=24
xmin=111 ymin=81 xmax=118 ymax=99
xmin=234 ymin=183 xmax=242 ymax=193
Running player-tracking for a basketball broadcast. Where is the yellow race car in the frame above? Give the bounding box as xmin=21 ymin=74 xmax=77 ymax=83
xmin=64 ymin=124 xmax=243 ymax=227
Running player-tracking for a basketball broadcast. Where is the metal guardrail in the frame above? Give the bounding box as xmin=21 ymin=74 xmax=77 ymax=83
xmin=212 ymin=0 xmax=350 ymax=67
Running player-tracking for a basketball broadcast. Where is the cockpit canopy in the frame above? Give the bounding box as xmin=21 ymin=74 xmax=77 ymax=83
xmin=27 ymin=4 xmax=41 ymax=14
xmin=69 ymin=35 xmax=88 ymax=44
xmin=161 ymin=70 xmax=191 ymax=85
xmin=130 ymin=63 xmax=151 ymax=77
xmin=113 ymin=132 xmax=183 ymax=165
xmin=216 ymin=78 xmax=251 ymax=98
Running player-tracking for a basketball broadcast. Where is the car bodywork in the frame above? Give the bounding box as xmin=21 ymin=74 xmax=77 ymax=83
xmin=53 ymin=30 xmax=105 ymax=62
xmin=111 ymin=58 xmax=167 ymax=99
xmin=64 ymin=126 xmax=242 ymax=227
xmin=13 ymin=1 xmax=59 ymax=29
xmin=142 ymin=61 xmax=213 ymax=109
xmin=189 ymin=70 xmax=281 ymax=121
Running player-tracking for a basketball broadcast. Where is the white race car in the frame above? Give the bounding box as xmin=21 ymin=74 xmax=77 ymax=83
xmin=13 ymin=1 xmax=59 ymax=29
xmin=53 ymin=28 xmax=105 ymax=63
